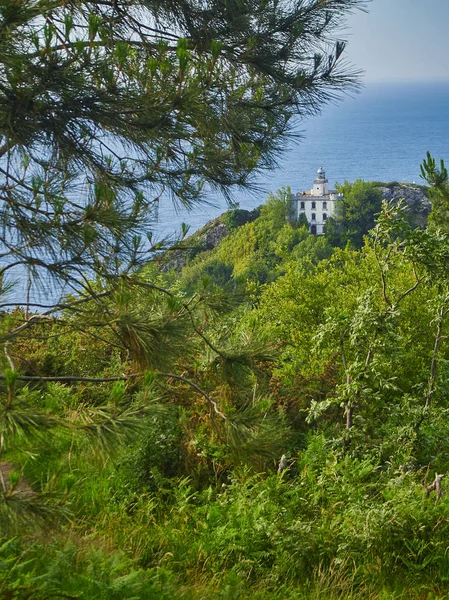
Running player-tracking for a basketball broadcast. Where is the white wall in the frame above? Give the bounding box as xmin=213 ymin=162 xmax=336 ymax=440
xmin=296 ymin=194 xmax=334 ymax=235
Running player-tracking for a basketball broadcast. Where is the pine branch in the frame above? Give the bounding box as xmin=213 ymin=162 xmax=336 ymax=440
xmin=0 ymin=371 xmax=227 ymax=421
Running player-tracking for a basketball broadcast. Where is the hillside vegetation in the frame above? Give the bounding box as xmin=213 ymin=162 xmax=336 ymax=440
xmin=3 ymin=170 xmax=449 ymax=599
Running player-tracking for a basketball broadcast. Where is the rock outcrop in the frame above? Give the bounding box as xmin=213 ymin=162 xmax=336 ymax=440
xmin=377 ymin=183 xmax=430 ymax=228
xmin=197 ymin=220 xmax=229 ymax=250
xmin=159 ymin=218 xmax=230 ymax=272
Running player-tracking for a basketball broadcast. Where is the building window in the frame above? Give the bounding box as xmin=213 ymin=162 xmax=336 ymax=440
xmin=300 ymin=201 xmax=305 ymax=209
xmin=311 ymin=213 xmax=316 ymax=221
xmin=311 ymin=225 xmax=317 ymax=235
xmin=323 ymin=201 xmax=327 ymax=209
xmin=311 ymin=201 xmax=316 ymax=209
xmin=323 ymin=213 xmax=327 ymax=221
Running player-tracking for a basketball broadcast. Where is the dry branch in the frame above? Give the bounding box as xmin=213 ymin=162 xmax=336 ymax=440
xmin=425 ymin=473 xmax=444 ymax=505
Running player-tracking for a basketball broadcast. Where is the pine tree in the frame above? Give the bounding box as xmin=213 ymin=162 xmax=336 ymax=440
xmin=0 ymin=0 xmax=363 ymax=293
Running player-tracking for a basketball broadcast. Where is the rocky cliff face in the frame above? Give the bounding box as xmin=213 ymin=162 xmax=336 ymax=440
xmin=159 ymin=218 xmax=230 ymax=272
xmin=377 ymin=183 xmax=430 ymax=228
xmin=197 ymin=220 xmax=230 ymax=250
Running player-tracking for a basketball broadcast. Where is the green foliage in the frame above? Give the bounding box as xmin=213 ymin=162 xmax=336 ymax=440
xmin=181 ymin=188 xmax=302 ymax=290
xmin=0 ymin=538 xmax=182 ymax=599
xmin=111 ymin=406 xmax=184 ymax=498
xmin=6 ymin=0 xmax=449 ymax=595
xmin=222 ymin=207 xmax=261 ymax=231
xmin=291 ymin=232 xmax=334 ymax=263
xmin=3 ymin=94 xmax=449 ymax=599
xmin=422 ymin=152 xmax=449 ymax=230
xmin=325 ymin=179 xmax=384 ymax=248
xmin=273 ymin=224 xmax=308 ymax=258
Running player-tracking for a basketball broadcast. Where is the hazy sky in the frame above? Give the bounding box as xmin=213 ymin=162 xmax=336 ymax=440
xmin=343 ymin=0 xmax=449 ymax=82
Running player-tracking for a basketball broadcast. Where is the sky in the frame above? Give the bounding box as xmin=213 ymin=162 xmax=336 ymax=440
xmin=343 ymin=0 xmax=449 ymax=82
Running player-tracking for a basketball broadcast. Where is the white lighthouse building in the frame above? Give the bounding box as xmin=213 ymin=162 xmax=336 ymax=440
xmin=294 ymin=167 xmax=343 ymax=235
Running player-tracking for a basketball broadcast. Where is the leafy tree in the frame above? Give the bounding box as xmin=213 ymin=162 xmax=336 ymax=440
xmin=222 ymin=207 xmax=260 ymax=232
xmin=325 ymin=179 xmax=383 ymax=248
xmin=249 ymin=159 xmax=449 ymax=459
xmin=273 ymin=224 xmax=309 ymax=259
xmin=296 ymin=211 xmax=310 ymax=229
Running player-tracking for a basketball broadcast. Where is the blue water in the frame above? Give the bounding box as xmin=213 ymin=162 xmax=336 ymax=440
xmin=157 ymin=81 xmax=449 ymax=237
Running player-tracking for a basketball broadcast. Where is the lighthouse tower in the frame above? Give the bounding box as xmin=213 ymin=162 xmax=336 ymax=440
xmin=294 ymin=167 xmax=342 ymax=235
xmin=312 ymin=167 xmax=329 ymax=197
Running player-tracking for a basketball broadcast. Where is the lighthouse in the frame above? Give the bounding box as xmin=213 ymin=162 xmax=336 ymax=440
xmin=312 ymin=166 xmax=329 ymax=197
xmin=294 ymin=167 xmax=342 ymax=235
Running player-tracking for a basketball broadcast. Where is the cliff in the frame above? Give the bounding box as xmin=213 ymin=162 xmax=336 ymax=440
xmin=376 ymin=182 xmax=430 ymax=228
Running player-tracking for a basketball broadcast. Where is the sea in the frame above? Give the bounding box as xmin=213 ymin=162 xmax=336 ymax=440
xmin=156 ymin=80 xmax=449 ymax=238
xmin=4 ymin=81 xmax=449 ymax=305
